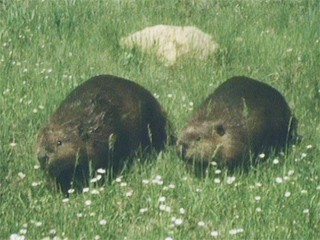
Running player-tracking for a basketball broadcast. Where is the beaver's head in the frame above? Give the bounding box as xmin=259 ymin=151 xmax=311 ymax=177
xmin=36 ymin=123 xmax=90 ymax=178
xmin=177 ymin=120 xmax=246 ymax=168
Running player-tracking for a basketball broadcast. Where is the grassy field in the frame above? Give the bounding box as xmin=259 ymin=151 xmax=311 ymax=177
xmin=1 ymin=0 xmax=319 ymax=239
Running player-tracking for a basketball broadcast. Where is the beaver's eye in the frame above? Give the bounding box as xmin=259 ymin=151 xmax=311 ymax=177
xmin=214 ymin=124 xmax=225 ymax=136
xmin=195 ymin=136 xmax=202 ymax=142
xmin=57 ymin=140 xmax=63 ymax=146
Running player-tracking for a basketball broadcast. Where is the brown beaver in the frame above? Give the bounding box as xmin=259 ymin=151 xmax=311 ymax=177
xmin=36 ymin=74 xmax=168 ymax=192
xmin=177 ymin=76 xmax=298 ymax=170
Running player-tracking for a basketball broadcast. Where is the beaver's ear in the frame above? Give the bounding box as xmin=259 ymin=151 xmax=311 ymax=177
xmin=78 ymin=125 xmax=89 ymax=141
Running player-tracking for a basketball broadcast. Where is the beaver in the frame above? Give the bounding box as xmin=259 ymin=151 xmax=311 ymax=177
xmin=177 ymin=76 xmax=298 ymax=170
xmin=36 ymin=74 xmax=168 ymax=192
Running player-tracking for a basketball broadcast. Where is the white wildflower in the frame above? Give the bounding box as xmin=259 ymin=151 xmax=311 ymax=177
xmin=125 ymin=190 xmax=133 ymax=197
xmin=96 ymin=168 xmax=106 ymax=174
xmin=18 ymin=172 xmax=26 ymax=180
xmin=284 ymin=192 xmax=291 ymax=197
xmin=255 ymin=196 xmax=261 ymax=201
xmin=273 ymin=158 xmax=279 ymax=164
xmin=226 ymin=176 xmax=236 ymax=184
xmin=179 ymin=208 xmax=186 ymax=214
xmin=33 ymin=165 xmax=40 ymax=169
xmin=159 ymin=204 xmax=171 ymax=212
xmin=288 ymin=170 xmax=294 ymax=176
xmin=115 ymin=176 xmax=123 ymax=182
xmin=210 ymin=231 xmax=219 ymax=237
xmin=229 ymin=228 xmax=244 ymax=235
xmin=99 ymin=219 xmax=107 ymax=225
xmin=139 ymin=208 xmax=148 ymax=214
xmin=174 ymin=218 xmax=183 ymax=226
xmin=9 ymin=234 xmax=25 ymax=240
xmin=197 ymin=221 xmax=205 ymax=227
xmin=158 ymin=196 xmax=166 ymax=202
xmin=142 ymin=179 xmax=150 ymax=185
xmin=303 ymin=209 xmax=309 ymax=214
xmin=214 ymin=178 xmax=221 ymax=184
xmin=120 ymin=182 xmax=127 ymax=187
xmin=90 ymin=189 xmax=100 ymax=195
xmin=67 ymin=189 xmax=75 ymax=194
xmin=275 ymin=177 xmax=283 ymax=184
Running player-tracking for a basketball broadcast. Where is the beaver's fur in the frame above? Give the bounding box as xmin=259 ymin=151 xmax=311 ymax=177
xmin=177 ymin=76 xmax=298 ymax=170
xmin=36 ymin=75 xmax=168 ymax=192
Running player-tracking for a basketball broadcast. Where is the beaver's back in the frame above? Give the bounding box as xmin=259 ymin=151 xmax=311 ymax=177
xmin=177 ymin=76 xmax=298 ymax=169
xmin=201 ymin=76 xmax=295 ymax=150
xmin=51 ymin=75 xmax=167 ymax=152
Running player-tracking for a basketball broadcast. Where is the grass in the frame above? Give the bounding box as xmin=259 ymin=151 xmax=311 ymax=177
xmin=1 ymin=0 xmax=319 ymax=239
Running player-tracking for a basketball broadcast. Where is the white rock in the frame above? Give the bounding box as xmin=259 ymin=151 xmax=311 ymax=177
xmin=120 ymin=25 xmax=219 ymax=66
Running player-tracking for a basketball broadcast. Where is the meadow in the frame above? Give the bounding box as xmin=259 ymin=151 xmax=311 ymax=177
xmin=0 ymin=0 xmax=319 ymax=239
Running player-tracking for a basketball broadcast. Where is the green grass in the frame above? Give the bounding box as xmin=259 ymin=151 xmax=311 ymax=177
xmin=1 ymin=0 xmax=319 ymax=239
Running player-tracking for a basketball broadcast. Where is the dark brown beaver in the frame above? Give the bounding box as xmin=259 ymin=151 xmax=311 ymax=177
xmin=177 ymin=76 xmax=298 ymax=170
xmin=36 ymin=74 xmax=168 ymax=192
